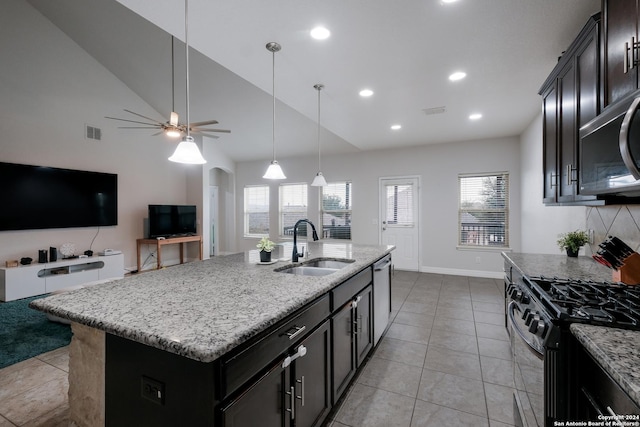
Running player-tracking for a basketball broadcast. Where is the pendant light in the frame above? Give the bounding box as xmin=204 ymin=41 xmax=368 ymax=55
xmin=169 ymin=0 xmax=207 ymax=164
xmin=263 ymin=42 xmax=286 ymax=179
xmin=311 ymin=84 xmax=328 ymax=187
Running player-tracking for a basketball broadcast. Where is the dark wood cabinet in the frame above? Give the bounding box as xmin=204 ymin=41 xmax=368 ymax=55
xmin=540 ymin=14 xmax=601 ymax=205
xmin=331 ymin=284 xmax=373 ymax=404
xmin=603 ymin=0 xmax=640 ymax=107
xmin=221 ymin=320 xmax=331 ymax=427
xmin=571 ymin=336 xmax=640 ymax=420
xmin=355 ymin=285 xmax=373 ymax=367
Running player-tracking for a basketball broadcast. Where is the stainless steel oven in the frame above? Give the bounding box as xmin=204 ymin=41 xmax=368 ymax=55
xmin=507 ymin=289 xmax=546 ymax=427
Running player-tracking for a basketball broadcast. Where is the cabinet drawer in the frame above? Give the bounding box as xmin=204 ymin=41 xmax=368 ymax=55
xmin=220 ymin=294 xmax=330 ymax=399
xmin=332 ymin=267 xmax=372 ymax=310
xmin=581 ymin=352 xmax=640 ymax=417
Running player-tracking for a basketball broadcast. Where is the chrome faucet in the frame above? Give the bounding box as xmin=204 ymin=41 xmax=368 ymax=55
xmin=292 ymin=219 xmax=319 ymax=262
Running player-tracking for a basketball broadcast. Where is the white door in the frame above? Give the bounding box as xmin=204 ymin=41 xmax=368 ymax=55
xmin=379 ymin=177 xmax=420 ymax=271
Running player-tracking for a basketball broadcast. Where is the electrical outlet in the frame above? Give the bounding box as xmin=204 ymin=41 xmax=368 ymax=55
xmin=141 ymin=376 xmax=165 ymax=405
xmin=475 ymin=257 xmax=481 ymax=264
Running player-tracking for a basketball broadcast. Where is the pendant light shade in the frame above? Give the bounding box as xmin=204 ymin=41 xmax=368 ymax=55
xmin=169 ymin=0 xmax=207 ymax=164
xmin=263 ymin=42 xmax=286 ymax=179
xmin=264 ymin=160 xmax=287 ymax=179
xmin=311 ymin=172 xmax=328 ymax=187
xmin=168 ymin=136 xmax=207 ymax=164
xmin=311 ymin=84 xmax=327 ymax=186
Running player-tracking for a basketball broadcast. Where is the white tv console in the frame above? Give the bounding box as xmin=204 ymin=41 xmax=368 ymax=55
xmin=0 ymin=253 xmax=124 ymax=302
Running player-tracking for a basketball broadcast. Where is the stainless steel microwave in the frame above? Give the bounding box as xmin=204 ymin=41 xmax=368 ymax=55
xmin=580 ymin=88 xmax=640 ymax=196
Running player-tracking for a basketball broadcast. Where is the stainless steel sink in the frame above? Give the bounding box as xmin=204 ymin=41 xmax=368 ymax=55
xmin=275 ymin=258 xmax=354 ymax=276
xmin=279 ymin=266 xmax=339 ymax=276
xmin=301 ymin=259 xmax=354 ymax=269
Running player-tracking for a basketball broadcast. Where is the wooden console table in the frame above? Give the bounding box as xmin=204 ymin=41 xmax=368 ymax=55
xmin=136 ymin=235 xmax=203 ymax=272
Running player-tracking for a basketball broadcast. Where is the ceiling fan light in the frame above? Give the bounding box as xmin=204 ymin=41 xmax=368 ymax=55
xmin=166 ymin=128 xmax=182 ymax=138
xmin=169 ymin=136 xmax=207 ymax=164
xmin=263 ymin=160 xmax=286 ymax=179
xmin=311 ymin=172 xmax=328 ymax=187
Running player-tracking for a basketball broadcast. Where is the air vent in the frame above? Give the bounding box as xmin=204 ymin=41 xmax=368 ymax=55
xmin=85 ymin=125 xmax=102 ymax=141
xmin=422 ymin=106 xmax=446 ymax=116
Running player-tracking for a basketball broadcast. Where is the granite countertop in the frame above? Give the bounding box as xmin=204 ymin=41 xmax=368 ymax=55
xmin=571 ymin=323 xmax=640 ymax=407
xmin=30 ymin=242 xmax=394 ymax=363
xmin=503 ymin=252 xmax=613 ymax=282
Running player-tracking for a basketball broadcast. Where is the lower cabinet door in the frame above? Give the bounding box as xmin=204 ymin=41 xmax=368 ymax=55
xmin=331 ymin=302 xmax=355 ymax=404
xmin=293 ymin=320 xmax=331 ymax=427
xmin=355 ymin=285 xmax=373 ymax=367
xmin=221 ymin=361 xmax=290 ymax=427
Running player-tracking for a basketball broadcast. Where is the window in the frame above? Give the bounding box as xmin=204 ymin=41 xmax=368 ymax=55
xmin=280 ymin=183 xmax=308 ymax=237
xmin=244 ymin=185 xmax=269 ymax=237
xmin=458 ymin=172 xmax=509 ymax=247
xmin=321 ymin=182 xmax=352 ymax=240
xmin=384 ymin=183 xmax=414 ymax=227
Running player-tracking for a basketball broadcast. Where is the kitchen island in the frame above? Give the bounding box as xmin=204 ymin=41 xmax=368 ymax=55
xmin=30 ymin=242 xmax=393 ymax=426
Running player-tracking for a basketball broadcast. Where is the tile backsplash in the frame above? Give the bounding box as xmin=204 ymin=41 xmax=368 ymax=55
xmin=586 ymin=205 xmax=640 ymax=255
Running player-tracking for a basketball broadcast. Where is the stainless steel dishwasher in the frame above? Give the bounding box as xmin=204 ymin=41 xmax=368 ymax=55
xmin=373 ymin=254 xmax=392 ymax=346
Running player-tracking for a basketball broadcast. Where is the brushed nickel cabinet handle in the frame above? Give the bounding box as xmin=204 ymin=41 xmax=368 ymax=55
xmin=285 ymin=386 xmax=295 ymax=420
xmin=296 ymin=376 xmax=305 ymax=407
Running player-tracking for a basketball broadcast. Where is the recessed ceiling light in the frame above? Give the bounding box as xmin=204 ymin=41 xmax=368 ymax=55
xmin=359 ymin=89 xmax=374 ymax=97
xmin=391 ymin=124 xmax=402 ymax=130
xmin=442 ymin=0 xmax=459 ymax=3
xmin=310 ymin=26 xmax=331 ymax=40
xmin=449 ymin=71 xmax=466 ymax=81
xmin=469 ymin=113 xmax=482 ymax=120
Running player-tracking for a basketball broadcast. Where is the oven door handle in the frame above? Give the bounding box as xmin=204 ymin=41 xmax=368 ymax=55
xmin=508 ymin=301 xmax=544 ymax=359
xmin=619 ymin=95 xmax=640 ymax=180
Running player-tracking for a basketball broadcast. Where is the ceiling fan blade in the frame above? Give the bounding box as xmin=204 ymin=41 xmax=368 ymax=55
xmin=191 ymin=127 xmax=231 ymax=133
xmin=151 ymin=131 xmax=165 ymax=136
xmin=118 ymin=126 xmax=163 ymax=129
xmin=193 ymin=131 xmax=219 ymax=139
xmin=190 ymin=119 xmax=219 ymax=127
xmin=123 ymin=109 xmax=164 ymax=124
xmin=105 ymin=117 xmax=160 ymax=126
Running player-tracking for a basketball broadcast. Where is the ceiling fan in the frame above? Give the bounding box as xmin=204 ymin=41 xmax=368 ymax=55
xmin=105 ymin=108 xmax=230 ymax=139
xmin=105 ymin=36 xmax=230 ymax=139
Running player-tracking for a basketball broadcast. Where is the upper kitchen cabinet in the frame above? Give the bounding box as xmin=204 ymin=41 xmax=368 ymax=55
xmin=540 ymin=14 xmax=602 ymax=205
xmin=603 ymin=0 xmax=640 ymax=107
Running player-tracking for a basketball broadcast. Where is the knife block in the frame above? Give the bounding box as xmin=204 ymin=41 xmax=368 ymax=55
xmin=613 ymin=253 xmax=640 ymax=285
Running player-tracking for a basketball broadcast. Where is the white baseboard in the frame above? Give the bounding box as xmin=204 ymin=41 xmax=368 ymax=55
xmin=420 ymin=265 xmax=503 ymax=280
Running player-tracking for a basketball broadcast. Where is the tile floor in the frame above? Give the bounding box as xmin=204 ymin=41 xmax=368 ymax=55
xmin=328 ymin=271 xmax=514 ymax=427
xmin=0 ymin=271 xmax=514 ymax=426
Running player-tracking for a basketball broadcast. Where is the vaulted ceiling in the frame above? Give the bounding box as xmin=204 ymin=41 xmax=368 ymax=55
xmin=27 ymin=0 xmax=600 ymax=162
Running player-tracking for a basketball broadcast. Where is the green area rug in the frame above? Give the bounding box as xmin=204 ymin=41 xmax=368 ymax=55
xmin=0 ymin=296 xmax=72 ymax=369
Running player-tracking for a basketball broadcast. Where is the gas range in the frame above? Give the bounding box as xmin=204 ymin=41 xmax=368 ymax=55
xmin=525 ymin=276 xmax=640 ymax=330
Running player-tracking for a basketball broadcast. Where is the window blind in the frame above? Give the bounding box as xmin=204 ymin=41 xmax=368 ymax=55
xmin=321 ymin=182 xmax=352 ymax=240
xmin=384 ymin=183 xmax=414 ymax=227
xmin=280 ymin=183 xmax=308 ymax=236
xmin=244 ymin=185 xmax=269 ymax=236
xmin=458 ymin=173 xmax=509 ymax=247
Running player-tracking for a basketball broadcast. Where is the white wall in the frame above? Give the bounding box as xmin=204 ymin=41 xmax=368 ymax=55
xmin=0 ymin=0 xmax=193 ymax=271
xmin=236 ymin=136 xmax=521 ymax=277
xmin=519 ymin=113 xmax=587 ymax=254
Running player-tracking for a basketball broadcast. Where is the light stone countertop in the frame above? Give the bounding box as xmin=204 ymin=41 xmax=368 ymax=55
xmin=502 ymin=252 xmax=613 ymax=283
xmin=570 ymin=324 xmax=640 ymax=407
xmin=30 ymin=242 xmax=394 ymax=363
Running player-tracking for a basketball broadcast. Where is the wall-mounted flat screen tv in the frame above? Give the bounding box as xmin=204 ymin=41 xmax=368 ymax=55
xmin=148 ymin=205 xmax=197 ymax=238
xmin=0 ymin=162 xmax=118 ymax=231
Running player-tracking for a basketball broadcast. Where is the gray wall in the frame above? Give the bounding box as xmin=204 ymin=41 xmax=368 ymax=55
xmin=236 ymin=136 xmax=521 ymax=277
xmin=1 ymin=0 xmax=192 ymax=271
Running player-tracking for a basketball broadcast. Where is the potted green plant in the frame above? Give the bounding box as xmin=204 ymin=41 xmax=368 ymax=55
xmin=557 ymin=230 xmax=590 ymax=257
xmin=256 ymin=237 xmax=276 ymax=262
